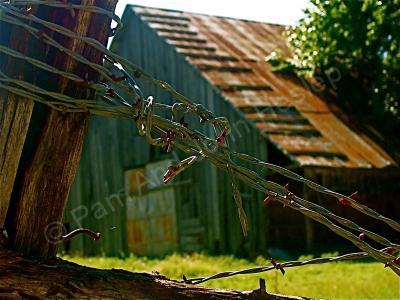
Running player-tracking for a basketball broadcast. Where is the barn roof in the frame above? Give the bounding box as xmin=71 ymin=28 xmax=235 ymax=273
xmin=125 ymin=5 xmax=396 ymax=169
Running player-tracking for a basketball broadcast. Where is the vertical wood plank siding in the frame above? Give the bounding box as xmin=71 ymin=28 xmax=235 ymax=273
xmin=64 ymin=9 xmax=268 ymax=256
xmin=303 ymin=167 xmax=400 ymax=250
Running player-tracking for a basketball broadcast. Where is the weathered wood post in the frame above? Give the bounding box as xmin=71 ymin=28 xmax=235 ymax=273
xmin=0 ymin=12 xmax=35 ymax=230
xmin=1 ymin=0 xmax=118 ymax=258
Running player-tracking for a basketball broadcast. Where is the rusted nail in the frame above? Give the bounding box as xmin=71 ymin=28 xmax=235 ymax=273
xmin=270 ymin=258 xmax=285 ymax=275
xmin=61 ymin=228 xmax=101 ymax=242
xmin=284 ymin=183 xmax=290 ymax=190
xmin=216 ymin=127 xmax=228 ymax=145
xmin=358 ymin=233 xmax=365 ymax=240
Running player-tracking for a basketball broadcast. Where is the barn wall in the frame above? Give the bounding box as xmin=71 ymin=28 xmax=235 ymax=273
xmin=303 ymin=167 xmax=400 ymax=252
xmin=263 ymin=167 xmax=308 ymax=254
xmin=64 ymin=8 xmax=269 ymax=256
xmin=262 ymin=166 xmax=400 ymax=255
xmin=65 ymin=117 xmax=128 ymax=256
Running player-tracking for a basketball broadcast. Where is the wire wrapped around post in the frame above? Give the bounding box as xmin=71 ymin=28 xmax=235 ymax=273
xmin=0 ymin=0 xmax=399 ymax=277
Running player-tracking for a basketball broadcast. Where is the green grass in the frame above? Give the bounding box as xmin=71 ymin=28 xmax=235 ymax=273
xmin=62 ymin=253 xmax=400 ymax=299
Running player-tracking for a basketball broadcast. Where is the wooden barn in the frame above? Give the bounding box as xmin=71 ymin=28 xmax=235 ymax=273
xmin=64 ymin=5 xmax=400 ymax=257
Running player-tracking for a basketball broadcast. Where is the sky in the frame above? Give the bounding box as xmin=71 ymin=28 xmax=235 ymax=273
xmin=115 ymin=0 xmax=311 ymax=26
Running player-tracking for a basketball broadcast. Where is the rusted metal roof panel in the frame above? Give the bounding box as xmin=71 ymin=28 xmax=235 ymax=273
xmin=268 ymin=135 xmax=341 ymax=155
xmin=132 ymin=6 xmax=396 ymax=168
xmin=302 ymin=113 xmax=394 ymax=168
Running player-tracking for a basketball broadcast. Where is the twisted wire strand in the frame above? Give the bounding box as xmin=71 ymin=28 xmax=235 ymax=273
xmin=233 ymin=153 xmax=400 ymax=232
xmin=1 ymin=2 xmax=222 ymax=127
xmin=1 ymin=0 xmax=400 ymax=277
xmin=148 ymin=114 xmax=400 ymax=262
xmin=4 ymin=0 xmax=395 ymax=232
xmin=185 ymin=247 xmax=397 ymax=285
xmin=5 ymin=76 xmax=400 ymax=275
xmin=160 ymin=130 xmax=400 ymax=275
xmin=0 ymin=13 xmax=114 ymax=81
xmin=0 ymin=0 xmax=122 ymax=27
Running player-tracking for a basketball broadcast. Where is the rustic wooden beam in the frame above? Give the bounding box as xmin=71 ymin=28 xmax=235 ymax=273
xmin=5 ymin=0 xmax=118 ymax=258
xmin=0 ymin=249 xmax=309 ymax=300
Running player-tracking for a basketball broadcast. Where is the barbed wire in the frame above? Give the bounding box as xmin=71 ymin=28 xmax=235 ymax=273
xmin=1 ymin=0 xmax=400 ymax=278
xmin=184 ymin=247 xmax=399 ymax=285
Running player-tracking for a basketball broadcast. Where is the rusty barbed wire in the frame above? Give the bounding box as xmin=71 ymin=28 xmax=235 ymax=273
xmin=61 ymin=228 xmax=101 ymax=242
xmin=1 ymin=0 xmax=400 ymax=277
xmin=184 ymin=247 xmax=399 ymax=285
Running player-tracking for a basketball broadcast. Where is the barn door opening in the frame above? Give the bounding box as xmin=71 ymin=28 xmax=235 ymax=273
xmin=125 ymin=160 xmax=178 ymax=256
xmin=125 ymin=158 xmax=206 ymax=255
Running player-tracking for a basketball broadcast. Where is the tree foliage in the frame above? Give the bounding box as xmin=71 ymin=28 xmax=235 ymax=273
xmin=268 ymin=0 xmax=400 ymax=127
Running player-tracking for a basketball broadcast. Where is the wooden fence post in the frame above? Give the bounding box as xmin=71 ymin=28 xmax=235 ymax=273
xmin=0 ymin=17 xmax=35 ymax=229
xmin=2 ymin=0 xmax=118 ymax=258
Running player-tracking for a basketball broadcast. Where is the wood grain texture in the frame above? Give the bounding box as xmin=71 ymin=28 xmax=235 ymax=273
xmin=0 ymin=12 xmax=35 ymax=228
xmin=0 ymin=249 xmax=309 ymax=300
xmin=7 ymin=0 xmax=118 ymax=258
xmin=0 ymin=95 xmax=33 ymax=228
